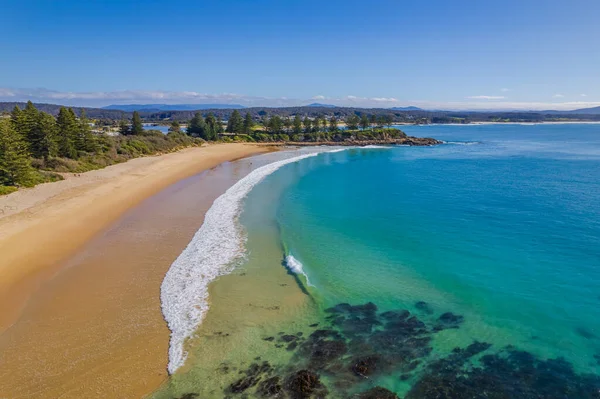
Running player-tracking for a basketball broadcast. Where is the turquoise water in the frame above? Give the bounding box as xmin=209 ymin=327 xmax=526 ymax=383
xmin=241 ymin=123 xmax=600 ymax=396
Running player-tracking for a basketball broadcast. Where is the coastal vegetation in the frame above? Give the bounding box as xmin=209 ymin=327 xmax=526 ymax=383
xmin=1 ymin=102 xmax=438 ymax=193
xmin=0 ymin=102 xmax=201 ymax=192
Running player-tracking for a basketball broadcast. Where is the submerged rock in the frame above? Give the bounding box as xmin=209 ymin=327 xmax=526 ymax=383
xmin=221 ymin=301 xmax=600 ymax=399
xmin=357 ymin=387 xmax=400 ymax=399
xmin=257 ymin=376 xmax=283 ymax=397
xmin=350 ymin=355 xmax=388 ymax=377
xmin=229 ymin=375 xmax=260 ymax=393
xmin=407 ymin=346 xmax=600 ymax=399
xmin=299 ymin=329 xmax=348 ymax=370
xmin=435 ymin=312 xmax=464 ymax=330
xmin=228 ymin=361 xmax=274 ymax=394
xmin=286 ymin=370 xmax=327 ymax=398
xmin=415 ymin=301 xmax=433 ymax=314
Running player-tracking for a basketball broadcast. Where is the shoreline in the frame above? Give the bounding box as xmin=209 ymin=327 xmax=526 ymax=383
xmin=0 ymin=143 xmax=274 ymax=331
xmin=0 ymin=144 xmax=278 ymax=399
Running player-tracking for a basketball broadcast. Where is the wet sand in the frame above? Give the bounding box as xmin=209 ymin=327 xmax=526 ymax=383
xmin=0 ymin=143 xmax=269 ymax=331
xmin=0 ymin=147 xmax=274 ymax=398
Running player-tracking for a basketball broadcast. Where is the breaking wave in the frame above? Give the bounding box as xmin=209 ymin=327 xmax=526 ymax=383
xmin=285 ymin=255 xmax=313 ymax=287
xmin=160 ymin=149 xmax=340 ymax=374
xmin=443 ymin=141 xmax=481 ymax=145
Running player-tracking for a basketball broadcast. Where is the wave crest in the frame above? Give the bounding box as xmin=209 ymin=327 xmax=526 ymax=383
xmin=285 ymin=255 xmax=313 ymax=287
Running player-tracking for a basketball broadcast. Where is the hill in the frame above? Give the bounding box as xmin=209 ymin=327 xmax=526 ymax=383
xmin=390 ymin=106 xmax=423 ymax=111
xmin=103 ymin=103 xmax=246 ymax=111
xmin=305 ymin=103 xmax=337 ymax=108
xmin=1 ymin=102 xmax=599 ymax=124
xmin=568 ymin=106 xmax=600 ymax=115
xmin=542 ymin=106 xmax=600 ymax=115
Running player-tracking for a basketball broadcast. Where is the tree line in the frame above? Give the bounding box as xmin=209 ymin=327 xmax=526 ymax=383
xmin=1 ymin=102 xmax=199 ymax=192
xmin=1 ymin=101 xmax=101 ymax=189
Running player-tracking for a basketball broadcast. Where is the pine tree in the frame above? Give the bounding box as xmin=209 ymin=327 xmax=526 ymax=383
xmin=313 ymin=117 xmax=321 ymax=133
xmin=0 ymin=119 xmax=35 ymax=187
xmin=75 ymin=109 xmax=97 ymax=153
xmin=346 ymin=114 xmax=360 ymax=130
xmin=22 ymin=101 xmax=39 ymax=142
xmin=215 ymin=115 xmax=224 ymax=134
xmin=283 ymin=117 xmax=292 ymax=133
xmin=293 ymin=115 xmax=303 ymax=134
xmin=267 ymin=116 xmax=283 ymax=134
xmin=130 ymin=111 xmax=144 ymax=135
xmin=226 ymin=110 xmax=243 ymax=133
xmin=168 ymin=120 xmax=181 ymax=133
xmin=303 ymin=117 xmax=312 ymax=133
xmin=243 ymin=112 xmax=254 ymax=134
xmin=369 ymin=114 xmax=377 ymax=129
xmin=35 ymin=112 xmax=59 ymax=159
xmin=56 ymin=107 xmax=78 ymax=158
xmin=187 ymin=112 xmax=210 ymax=139
xmin=10 ymin=106 xmax=26 ymax=138
xmin=360 ymin=115 xmax=370 ymax=130
xmin=329 ymin=117 xmax=338 ymax=132
xmin=119 ymin=118 xmax=130 ymax=135
xmin=204 ymin=113 xmax=219 ymax=140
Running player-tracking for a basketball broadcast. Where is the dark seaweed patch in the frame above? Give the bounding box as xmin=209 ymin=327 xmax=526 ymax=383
xmin=415 ymin=301 xmax=433 ymax=315
xmin=576 ymin=326 xmax=597 ymax=340
xmin=286 ymin=370 xmax=327 ymax=398
xmin=228 ymin=361 xmax=274 ymax=394
xmin=224 ymin=302 xmax=600 ymax=398
xmin=407 ymin=347 xmax=600 ymax=399
xmin=356 ymin=386 xmax=400 ymax=399
xmin=257 ymin=376 xmax=283 ymax=397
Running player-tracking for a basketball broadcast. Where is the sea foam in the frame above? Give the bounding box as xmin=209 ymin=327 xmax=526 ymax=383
xmin=285 ymin=255 xmax=313 ymax=287
xmin=160 ymin=149 xmax=336 ymax=374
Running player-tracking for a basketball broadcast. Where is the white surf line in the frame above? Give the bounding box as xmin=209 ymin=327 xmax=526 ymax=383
xmin=160 ymin=148 xmax=339 ymax=374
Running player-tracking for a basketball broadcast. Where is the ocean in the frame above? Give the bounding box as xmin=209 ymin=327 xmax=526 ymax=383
xmin=155 ymin=123 xmax=600 ymax=398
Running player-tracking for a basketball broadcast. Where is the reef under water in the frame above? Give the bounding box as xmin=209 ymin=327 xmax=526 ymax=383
xmin=173 ymin=301 xmax=600 ymax=398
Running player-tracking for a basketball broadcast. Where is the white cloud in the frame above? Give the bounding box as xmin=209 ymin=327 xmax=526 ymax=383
xmin=312 ymin=95 xmax=325 ymax=100
xmin=581 ymin=94 xmax=587 ymax=97
xmin=371 ymin=97 xmax=399 ymax=102
xmin=552 ymin=94 xmax=564 ymax=98
xmin=500 ymin=88 xmax=510 ymax=92
xmin=467 ymin=95 xmax=506 ymax=100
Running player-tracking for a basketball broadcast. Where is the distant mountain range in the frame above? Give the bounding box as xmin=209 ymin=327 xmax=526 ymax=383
xmin=305 ymin=103 xmax=337 ymax=108
xmin=542 ymin=106 xmax=600 ymax=115
xmin=103 ymin=103 xmax=246 ymax=111
xmin=390 ymin=106 xmax=424 ymax=111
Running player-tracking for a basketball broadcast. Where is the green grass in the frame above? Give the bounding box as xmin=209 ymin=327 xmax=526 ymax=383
xmin=0 ymin=185 xmax=18 ymax=196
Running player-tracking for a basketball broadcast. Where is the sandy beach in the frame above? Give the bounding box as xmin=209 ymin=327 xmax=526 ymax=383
xmin=0 ymin=143 xmax=273 ymax=398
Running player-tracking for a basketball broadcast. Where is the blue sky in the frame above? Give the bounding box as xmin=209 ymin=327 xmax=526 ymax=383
xmin=1 ymin=0 xmax=599 ymax=110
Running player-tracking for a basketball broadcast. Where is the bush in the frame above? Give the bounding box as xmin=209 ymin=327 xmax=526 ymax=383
xmin=0 ymin=185 xmax=18 ymax=196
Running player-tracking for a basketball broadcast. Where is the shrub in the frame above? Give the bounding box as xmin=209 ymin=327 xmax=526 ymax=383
xmin=0 ymin=185 xmax=18 ymax=196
